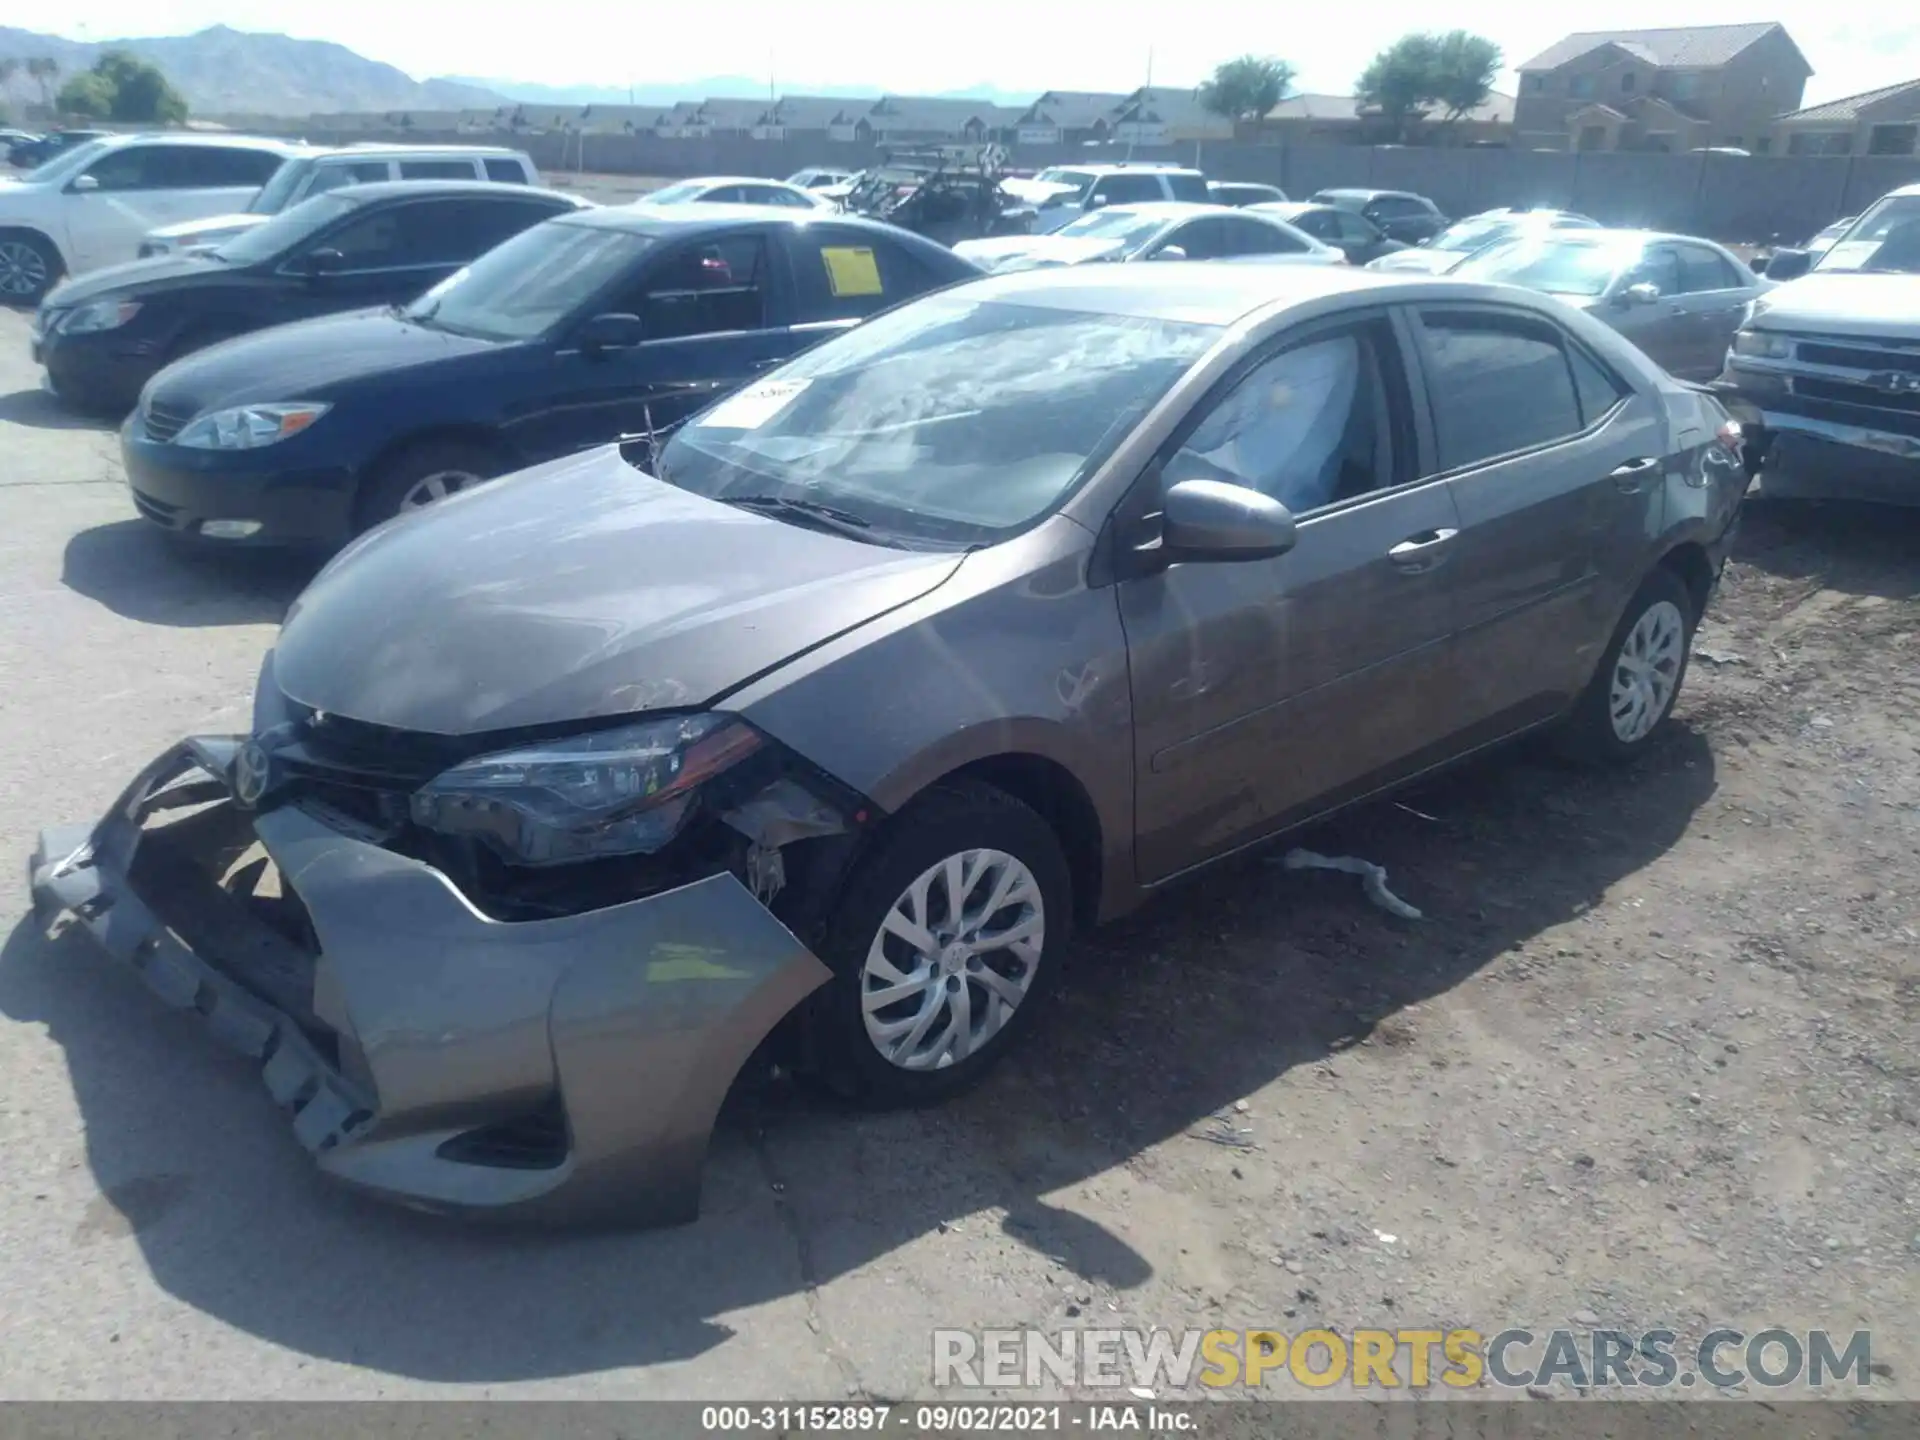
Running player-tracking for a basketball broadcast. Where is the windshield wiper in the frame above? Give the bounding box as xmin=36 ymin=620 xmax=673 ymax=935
xmin=720 ymin=493 xmax=874 ymax=538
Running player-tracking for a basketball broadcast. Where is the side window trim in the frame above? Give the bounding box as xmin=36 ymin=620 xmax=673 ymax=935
xmin=1566 ymin=337 xmax=1634 ymax=430
xmin=1401 ymin=302 xmax=1609 ymax=478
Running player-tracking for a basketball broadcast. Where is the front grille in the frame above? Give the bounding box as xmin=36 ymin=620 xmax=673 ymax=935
xmin=143 ymin=399 xmax=194 ymax=443
xmin=1797 ymin=341 xmax=1920 ymax=375
xmin=1794 ymin=376 xmax=1920 ymax=415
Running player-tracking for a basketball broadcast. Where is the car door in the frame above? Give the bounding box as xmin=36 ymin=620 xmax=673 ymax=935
xmin=1604 ymin=243 xmax=1693 ymax=375
xmin=1116 ymin=311 xmax=1464 ymax=881
xmin=1406 ymin=304 xmax=1666 ymax=736
xmin=1673 ymin=242 xmax=1757 ymax=378
xmin=509 ymin=227 xmax=798 ymax=461
xmin=62 ymin=144 xmax=273 ymax=271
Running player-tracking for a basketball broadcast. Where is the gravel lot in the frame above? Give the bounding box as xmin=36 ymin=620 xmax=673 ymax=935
xmin=0 ymin=301 xmax=1914 ymax=1403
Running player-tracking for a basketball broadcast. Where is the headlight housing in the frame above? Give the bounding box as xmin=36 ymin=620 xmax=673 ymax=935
xmin=1731 ymin=328 xmax=1791 ymax=360
xmin=174 ymin=402 xmax=330 ymax=450
xmin=60 ymin=299 xmax=142 ymax=334
xmin=409 ymin=714 xmax=765 ymax=867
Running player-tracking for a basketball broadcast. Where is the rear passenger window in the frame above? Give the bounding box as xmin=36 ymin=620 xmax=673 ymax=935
xmin=308 ymin=161 xmax=392 ymax=196
xmin=1223 ymin=216 xmax=1308 ymax=255
xmin=180 ymin=147 xmax=284 ymax=188
xmin=1419 ymin=311 xmax=1585 ymax=469
xmin=634 ymin=235 xmax=769 ymax=339
xmin=484 ymin=158 xmax=529 ymax=183
xmin=1569 ymin=345 xmax=1629 ymax=426
xmin=1164 ymin=173 xmax=1211 ymax=203
xmin=787 ymin=231 xmax=930 ymax=322
xmin=399 ymin=160 xmax=478 ymax=180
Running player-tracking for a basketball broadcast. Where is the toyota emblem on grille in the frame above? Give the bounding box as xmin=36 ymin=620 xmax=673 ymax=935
xmin=232 ymin=741 xmax=274 ymax=809
xmin=1866 ymin=371 xmax=1920 ymax=396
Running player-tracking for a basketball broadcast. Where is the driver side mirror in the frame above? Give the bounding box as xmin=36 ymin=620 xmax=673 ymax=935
xmin=1083 ymin=192 xmax=1108 ymax=212
xmin=1618 ymin=281 xmax=1662 ymax=307
xmin=1762 ymin=247 xmax=1812 ymax=281
xmin=1160 ymin=479 xmax=1297 ymax=564
xmin=578 ymin=311 xmax=645 ymax=354
xmin=69 ymin=173 xmax=100 ymax=193
xmin=296 ymin=247 xmax=344 ymax=278
xmin=1150 ymin=245 xmax=1187 ymax=262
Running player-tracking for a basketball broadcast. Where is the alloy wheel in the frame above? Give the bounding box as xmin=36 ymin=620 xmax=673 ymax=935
xmin=860 ymin=848 xmax=1045 ymax=1071
xmin=1609 ymin=599 xmax=1686 ymax=743
xmin=0 ymin=240 xmax=48 ymax=299
xmin=398 ymin=469 xmax=481 ymax=510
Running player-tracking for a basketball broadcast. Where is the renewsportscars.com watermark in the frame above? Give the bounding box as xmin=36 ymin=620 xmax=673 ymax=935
xmin=932 ymin=1327 xmax=1875 ymax=1392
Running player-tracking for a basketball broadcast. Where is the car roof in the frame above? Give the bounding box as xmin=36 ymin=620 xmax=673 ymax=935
xmin=1890 ymin=183 xmax=1920 ymax=199
xmin=1089 ymin=201 xmax=1238 ymax=221
xmin=1252 ymin=201 xmax=1334 ymax=217
xmin=1211 ymin=180 xmax=1282 ymax=189
xmin=664 ymin=176 xmax=803 ymax=188
xmin=954 ymin=262 xmax=1417 ymax=325
xmin=93 ymin=131 xmax=302 ymax=155
xmin=567 ymin=202 xmax=910 ymax=238
xmin=323 ymin=179 xmax=584 ymax=206
xmin=321 ymin=143 xmax=530 ymax=159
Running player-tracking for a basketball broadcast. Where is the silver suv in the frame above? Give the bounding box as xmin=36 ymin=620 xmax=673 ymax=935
xmin=138 ymin=144 xmax=541 ymax=256
xmin=1030 ymin=164 xmax=1211 ymax=232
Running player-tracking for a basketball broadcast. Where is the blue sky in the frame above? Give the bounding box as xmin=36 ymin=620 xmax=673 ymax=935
xmin=46 ymin=1 xmax=1920 ymax=106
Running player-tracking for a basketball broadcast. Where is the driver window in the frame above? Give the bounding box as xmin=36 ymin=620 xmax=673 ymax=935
xmin=1630 ymin=246 xmax=1682 ymax=295
xmin=626 ymin=235 xmax=769 ymax=339
xmin=1337 ymin=212 xmax=1377 ymax=244
xmin=1167 ymin=323 xmax=1395 ymax=517
xmin=1166 ymin=218 xmax=1225 ymax=259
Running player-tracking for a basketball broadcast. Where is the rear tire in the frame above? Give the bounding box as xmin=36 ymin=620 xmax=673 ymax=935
xmin=805 ymin=781 xmax=1072 ymax=1108
xmin=355 ymin=438 xmax=503 ymax=532
xmin=1556 ymin=567 xmax=1696 ymax=764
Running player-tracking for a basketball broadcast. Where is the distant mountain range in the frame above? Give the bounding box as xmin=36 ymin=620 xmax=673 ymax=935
xmin=0 ymin=24 xmax=508 ymax=117
xmin=0 ymin=25 xmax=1040 ymax=121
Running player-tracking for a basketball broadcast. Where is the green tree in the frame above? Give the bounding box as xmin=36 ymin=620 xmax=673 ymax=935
xmin=57 ymin=70 xmax=116 ymax=119
xmin=1200 ymin=55 xmax=1295 ymax=124
xmin=1356 ymin=34 xmax=1442 ymax=142
xmin=1357 ymin=31 xmax=1502 ymax=142
xmin=1429 ymin=30 xmax=1502 ymax=124
xmin=56 ymin=50 xmax=187 ymax=124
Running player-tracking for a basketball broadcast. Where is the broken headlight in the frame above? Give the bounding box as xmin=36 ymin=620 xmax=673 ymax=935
xmin=409 ymin=714 xmax=764 ymax=867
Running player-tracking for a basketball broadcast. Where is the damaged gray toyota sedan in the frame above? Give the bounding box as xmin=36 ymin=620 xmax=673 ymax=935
xmin=31 ymin=264 xmax=1754 ymax=1226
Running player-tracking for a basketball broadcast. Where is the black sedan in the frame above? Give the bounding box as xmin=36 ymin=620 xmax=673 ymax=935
xmin=121 ymin=204 xmax=979 ymax=546
xmin=35 ymin=181 xmax=587 ymax=413
xmin=1309 ymin=187 xmax=1450 ymax=244
xmin=1250 ymin=201 xmax=1410 ymax=265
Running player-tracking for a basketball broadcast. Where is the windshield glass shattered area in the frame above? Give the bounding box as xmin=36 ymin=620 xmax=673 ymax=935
xmin=1453 ymin=235 xmax=1638 ymax=297
xmin=1815 ymin=197 xmax=1920 ymax=275
xmin=656 ymin=295 xmax=1218 ymax=548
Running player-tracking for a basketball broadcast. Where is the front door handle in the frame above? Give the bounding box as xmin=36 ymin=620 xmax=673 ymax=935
xmin=1611 ymin=456 xmax=1661 ymax=493
xmin=1387 ymin=527 xmax=1458 ymax=572
xmin=751 ymin=356 xmax=785 ymax=372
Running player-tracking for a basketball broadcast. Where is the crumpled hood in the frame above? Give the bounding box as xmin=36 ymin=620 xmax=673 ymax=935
xmin=1749 ymin=272 xmax=1920 ymax=337
xmin=272 ymin=444 xmax=966 ymax=735
xmin=952 ymin=233 xmax=1126 ymax=273
xmin=145 ymin=211 xmax=268 ymax=245
xmin=146 ymin=308 xmax=499 ymax=413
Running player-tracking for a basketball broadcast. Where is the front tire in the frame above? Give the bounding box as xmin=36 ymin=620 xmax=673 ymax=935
xmin=0 ymin=230 xmax=61 ymax=306
xmin=355 ymin=438 xmax=503 ymax=532
xmin=1557 ymin=566 xmax=1696 ymax=763
xmin=808 ymin=781 xmax=1072 ymax=1107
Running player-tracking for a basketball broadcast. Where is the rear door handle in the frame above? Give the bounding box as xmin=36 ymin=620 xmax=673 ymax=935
xmin=1611 ymin=456 xmax=1661 ymax=493
xmin=1387 ymin=527 xmax=1458 ymax=572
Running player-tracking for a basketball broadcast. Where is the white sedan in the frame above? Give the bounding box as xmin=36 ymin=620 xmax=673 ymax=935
xmin=639 ymin=176 xmax=833 ymax=210
xmin=954 ymin=202 xmax=1342 ymax=274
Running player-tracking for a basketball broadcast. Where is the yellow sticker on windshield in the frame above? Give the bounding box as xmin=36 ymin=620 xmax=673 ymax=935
xmin=822 ymin=246 xmax=883 ymax=297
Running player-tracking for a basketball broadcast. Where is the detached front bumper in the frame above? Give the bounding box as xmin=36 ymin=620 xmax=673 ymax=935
xmin=1711 ymin=374 xmax=1920 ymax=506
xmin=29 ymin=739 xmax=831 ymax=1227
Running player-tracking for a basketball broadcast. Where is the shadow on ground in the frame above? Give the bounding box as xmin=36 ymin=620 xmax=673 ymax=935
xmin=0 ymin=724 xmax=1716 ymax=1383
xmin=61 ymin=520 xmax=317 ymax=628
xmin=1733 ymin=495 xmax=1920 ymax=601
xmin=0 ymin=387 xmax=120 ymax=433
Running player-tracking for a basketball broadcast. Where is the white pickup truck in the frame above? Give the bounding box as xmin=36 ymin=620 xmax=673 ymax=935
xmin=1715 ymin=182 xmax=1920 ymax=505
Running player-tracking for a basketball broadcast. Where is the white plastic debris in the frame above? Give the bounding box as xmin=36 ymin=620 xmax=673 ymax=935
xmin=1128 ymin=1388 xmax=1155 ymax=1401
xmin=1279 ymin=848 xmax=1424 ymax=921
xmin=1375 ymin=1230 xmax=1399 ymax=1245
